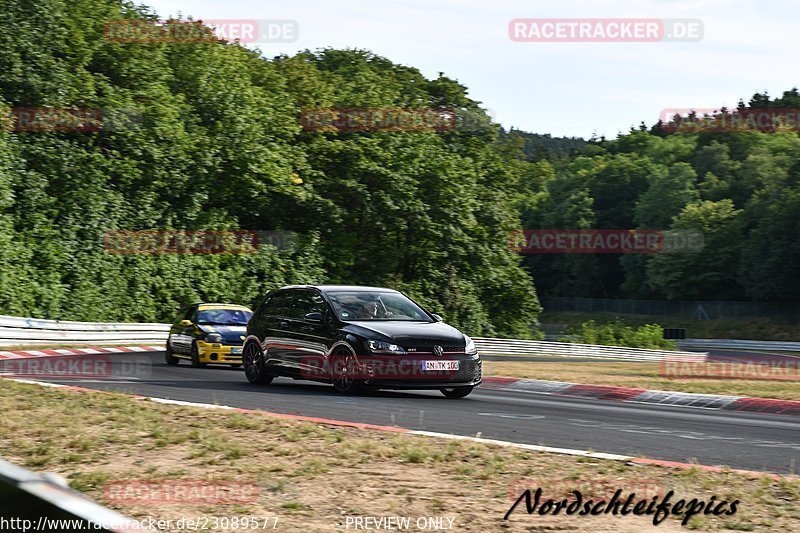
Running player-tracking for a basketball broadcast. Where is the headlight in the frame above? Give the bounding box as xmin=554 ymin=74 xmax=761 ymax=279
xmin=464 ymin=335 xmax=477 ymax=355
xmin=205 ymin=333 xmax=223 ymax=344
xmin=366 ymin=340 xmax=405 ymax=354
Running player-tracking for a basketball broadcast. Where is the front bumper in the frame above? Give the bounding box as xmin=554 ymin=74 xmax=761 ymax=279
xmin=196 ymin=340 xmax=244 ymax=365
xmin=359 ymin=355 xmax=482 ymax=390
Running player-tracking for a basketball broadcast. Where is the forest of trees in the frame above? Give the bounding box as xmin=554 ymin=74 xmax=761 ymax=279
xmin=517 ymin=91 xmax=800 ymax=302
xmin=1 ymin=0 xmax=798 ymax=337
xmin=0 ymin=0 xmax=539 ymax=336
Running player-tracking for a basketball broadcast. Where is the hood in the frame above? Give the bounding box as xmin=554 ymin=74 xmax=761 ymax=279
xmin=343 ymin=321 xmax=466 ymax=349
xmin=198 ymin=324 xmax=248 ymax=344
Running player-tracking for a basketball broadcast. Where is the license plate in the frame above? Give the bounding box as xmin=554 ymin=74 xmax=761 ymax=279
xmin=421 ymin=360 xmax=459 ymax=371
xmin=230 ymin=347 xmax=243 ymax=355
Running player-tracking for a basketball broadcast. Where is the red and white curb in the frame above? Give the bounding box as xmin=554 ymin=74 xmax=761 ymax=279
xmin=6 ymin=378 xmax=790 ymax=481
xmin=481 ymin=377 xmax=800 ymax=416
xmin=2 ymin=345 xmax=797 ymax=416
xmin=0 ymin=345 xmax=162 ymax=359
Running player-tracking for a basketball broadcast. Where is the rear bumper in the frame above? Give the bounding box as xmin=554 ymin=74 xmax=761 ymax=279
xmin=196 ymin=341 xmax=243 ymax=365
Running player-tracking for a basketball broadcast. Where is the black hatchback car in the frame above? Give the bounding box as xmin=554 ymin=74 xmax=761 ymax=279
xmin=242 ymin=285 xmax=482 ymax=398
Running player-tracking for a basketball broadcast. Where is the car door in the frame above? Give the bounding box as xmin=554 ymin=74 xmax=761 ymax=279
xmin=282 ymin=289 xmax=331 ymax=373
xmin=260 ymin=290 xmax=296 ymax=365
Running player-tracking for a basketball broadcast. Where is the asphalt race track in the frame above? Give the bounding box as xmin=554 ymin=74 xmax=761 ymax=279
xmin=22 ymin=351 xmax=800 ymax=475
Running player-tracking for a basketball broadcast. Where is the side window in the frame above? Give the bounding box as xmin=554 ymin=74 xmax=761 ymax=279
xmin=264 ymin=291 xmax=293 ymax=317
xmin=178 ymin=306 xmax=195 ymax=322
xmin=252 ymin=293 xmax=270 ymax=319
xmin=175 ymin=307 xmax=188 ymax=322
xmin=292 ymin=290 xmax=328 ymax=320
xmin=187 ymin=307 xmax=197 ymax=323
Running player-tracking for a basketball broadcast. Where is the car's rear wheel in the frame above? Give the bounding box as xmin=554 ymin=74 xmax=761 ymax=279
xmin=164 ymin=345 xmax=180 ymax=365
xmin=243 ymin=341 xmax=273 ymax=384
xmin=190 ymin=342 xmax=206 ymax=368
xmin=331 ymin=348 xmax=360 ymax=394
xmin=440 ymin=386 xmax=473 ymax=399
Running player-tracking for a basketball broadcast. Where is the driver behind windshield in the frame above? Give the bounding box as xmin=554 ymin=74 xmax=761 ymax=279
xmin=197 ymin=309 xmax=250 ymax=325
xmin=351 ymin=298 xmax=393 ymax=319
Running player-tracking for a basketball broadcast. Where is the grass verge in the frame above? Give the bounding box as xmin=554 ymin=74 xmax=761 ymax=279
xmin=541 ymin=312 xmax=800 ymax=341
xmin=484 ymin=360 xmax=800 ymax=401
xmin=0 ymin=379 xmax=797 ymax=531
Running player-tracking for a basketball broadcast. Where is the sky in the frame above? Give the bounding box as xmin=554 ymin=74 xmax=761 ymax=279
xmin=140 ymin=0 xmax=800 ymax=139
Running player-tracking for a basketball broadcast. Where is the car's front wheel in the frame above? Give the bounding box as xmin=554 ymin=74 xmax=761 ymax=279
xmin=330 ymin=348 xmax=360 ymax=394
xmin=243 ymin=341 xmax=273 ymax=384
xmin=164 ymin=345 xmax=180 ymax=365
xmin=190 ymin=342 xmax=206 ymax=368
xmin=440 ymin=386 xmax=473 ymax=399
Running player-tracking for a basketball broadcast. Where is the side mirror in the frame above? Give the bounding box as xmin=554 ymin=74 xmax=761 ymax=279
xmin=304 ymin=312 xmax=322 ymax=322
xmin=431 ymin=314 xmax=443 ymax=322
xmin=179 ymin=319 xmax=193 ymax=327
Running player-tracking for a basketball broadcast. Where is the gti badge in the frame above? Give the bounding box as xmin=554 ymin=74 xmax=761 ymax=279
xmin=433 ymin=345 xmax=444 ymax=357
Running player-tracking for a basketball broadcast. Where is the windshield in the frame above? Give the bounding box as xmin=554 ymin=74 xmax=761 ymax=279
xmin=196 ymin=308 xmax=252 ymax=325
xmin=327 ymin=291 xmax=433 ymax=322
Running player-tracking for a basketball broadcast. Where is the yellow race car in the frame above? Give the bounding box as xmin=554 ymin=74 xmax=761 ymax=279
xmin=165 ymin=303 xmax=252 ymax=367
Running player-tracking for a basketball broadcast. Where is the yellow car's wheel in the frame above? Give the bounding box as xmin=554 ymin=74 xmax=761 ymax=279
xmin=190 ymin=342 xmax=206 ymax=368
xmin=165 ymin=346 xmax=180 ymax=365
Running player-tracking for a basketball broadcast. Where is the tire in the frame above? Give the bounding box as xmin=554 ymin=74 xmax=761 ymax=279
xmin=243 ymin=341 xmax=274 ymax=384
xmin=440 ymin=386 xmax=474 ymax=399
xmin=330 ymin=348 xmax=360 ymax=394
xmin=190 ymin=342 xmax=206 ymax=368
xmin=164 ymin=346 xmax=180 ymax=366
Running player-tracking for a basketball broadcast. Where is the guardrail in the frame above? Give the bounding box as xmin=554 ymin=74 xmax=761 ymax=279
xmin=0 ymin=314 xmax=169 ymax=346
xmin=679 ymin=338 xmax=800 ymax=352
xmin=0 ymin=457 xmax=134 ymax=532
xmin=474 ymin=337 xmax=705 ymax=362
xmin=0 ymin=314 xmax=705 ymax=361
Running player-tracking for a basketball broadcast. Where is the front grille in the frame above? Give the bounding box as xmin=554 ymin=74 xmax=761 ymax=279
xmin=405 ymin=346 xmax=464 ymax=354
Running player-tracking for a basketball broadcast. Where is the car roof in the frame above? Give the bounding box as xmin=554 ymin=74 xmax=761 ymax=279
xmin=277 ymin=285 xmax=400 ymax=293
xmin=196 ymin=303 xmax=252 ymax=310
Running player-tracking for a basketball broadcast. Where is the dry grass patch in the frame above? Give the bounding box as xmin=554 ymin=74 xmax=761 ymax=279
xmin=0 ymin=379 xmax=796 ymax=531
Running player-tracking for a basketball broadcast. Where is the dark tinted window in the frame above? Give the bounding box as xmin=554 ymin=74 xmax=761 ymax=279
xmin=175 ymin=306 xmax=191 ymax=322
xmin=291 ymin=290 xmax=327 ymax=320
xmin=181 ymin=306 xmax=195 ymax=322
xmin=264 ymin=291 xmax=294 ymax=317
